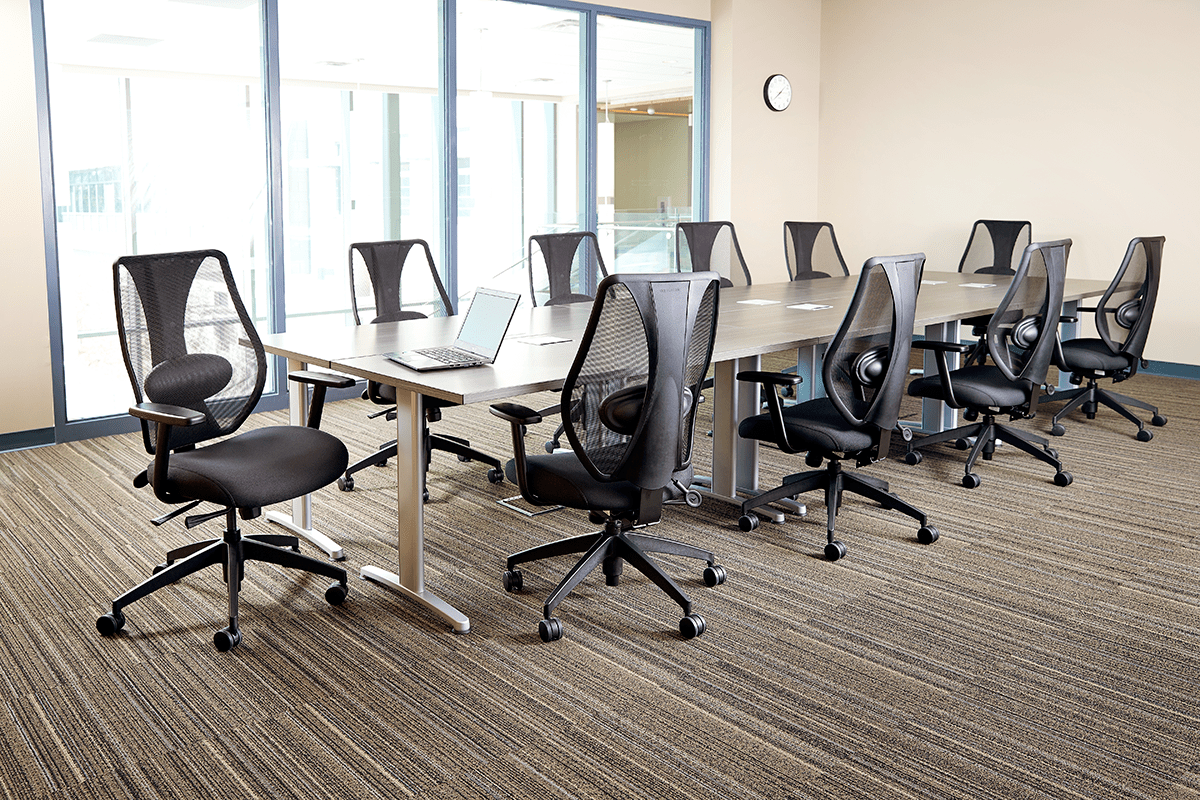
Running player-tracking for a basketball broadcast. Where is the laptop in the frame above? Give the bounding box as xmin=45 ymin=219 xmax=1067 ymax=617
xmin=385 ymin=287 xmax=521 ymax=372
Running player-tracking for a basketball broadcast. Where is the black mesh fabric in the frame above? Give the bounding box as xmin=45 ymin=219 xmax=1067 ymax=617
xmin=115 ymin=251 xmax=264 ymax=454
xmin=675 ymin=221 xmax=752 ymax=287
xmin=986 ymin=240 xmax=1068 ymax=385
xmin=958 ymin=220 xmax=1032 ymax=275
xmin=784 ymin=221 xmax=849 ymax=280
xmin=561 ymin=273 xmax=720 ymax=489
xmin=527 ymin=232 xmax=609 ymax=307
xmin=565 ymin=282 xmax=649 ymax=478
xmin=349 ymin=239 xmax=452 ymax=324
xmin=823 ymin=256 xmax=921 ymax=431
xmin=1094 ymin=237 xmax=1159 ymax=357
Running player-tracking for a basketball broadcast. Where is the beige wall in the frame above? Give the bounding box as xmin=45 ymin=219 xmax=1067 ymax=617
xmin=817 ymin=0 xmax=1200 ymax=364
xmin=1 ymin=0 xmax=54 ymax=436
xmin=712 ymin=0 xmax=823 ymax=283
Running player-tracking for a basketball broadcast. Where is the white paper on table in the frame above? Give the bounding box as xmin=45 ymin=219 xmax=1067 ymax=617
xmin=787 ymin=303 xmax=833 ymax=311
xmin=960 ymin=282 xmax=997 ymax=288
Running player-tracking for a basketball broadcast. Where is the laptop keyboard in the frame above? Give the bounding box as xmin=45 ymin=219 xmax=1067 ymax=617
xmin=419 ymin=346 xmax=478 ymax=365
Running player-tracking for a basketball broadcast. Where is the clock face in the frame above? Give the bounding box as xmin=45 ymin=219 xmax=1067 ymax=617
xmin=764 ymin=74 xmax=792 ymax=112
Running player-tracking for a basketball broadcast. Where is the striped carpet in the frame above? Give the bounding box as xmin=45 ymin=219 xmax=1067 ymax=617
xmin=0 ymin=368 xmax=1197 ymax=799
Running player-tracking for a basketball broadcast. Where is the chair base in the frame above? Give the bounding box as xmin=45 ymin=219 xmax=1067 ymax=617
xmin=97 ymin=509 xmax=349 ymax=651
xmin=1041 ymin=378 xmax=1165 ymax=440
xmin=339 ymin=429 xmax=503 ymax=492
xmin=739 ymin=459 xmax=936 ymax=560
xmin=502 ymin=517 xmax=725 ymax=641
xmin=906 ymin=413 xmax=1073 ymax=487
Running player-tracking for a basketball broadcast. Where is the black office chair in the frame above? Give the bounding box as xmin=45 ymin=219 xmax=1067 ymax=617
xmin=527 ymin=231 xmax=609 ymax=307
xmin=339 ymin=239 xmax=503 ymax=495
xmin=905 ymin=239 xmax=1073 ymax=489
xmin=97 ymin=250 xmax=354 ymax=652
xmin=676 ymin=221 xmax=753 ymax=288
xmin=957 ymin=220 xmax=1033 ymax=366
xmin=1042 ymin=236 xmax=1167 ymax=440
xmin=735 ymin=254 xmax=938 ymax=561
xmin=490 ymin=272 xmax=726 ymax=642
xmin=784 ymin=221 xmax=850 ymax=280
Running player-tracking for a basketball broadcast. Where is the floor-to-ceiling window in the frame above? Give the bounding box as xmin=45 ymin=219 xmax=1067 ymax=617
xmin=455 ymin=0 xmax=582 ymax=302
xmin=597 ymin=14 xmax=697 ymax=273
xmin=35 ymin=0 xmax=707 ymax=440
xmin=278 ymin=0 xmax=440 ymax=331
xmin=42 ymin=0 xmax=270 ymax=423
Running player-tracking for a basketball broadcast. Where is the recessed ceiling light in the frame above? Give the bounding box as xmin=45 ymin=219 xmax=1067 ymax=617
xmin=89 ymin=34 xmax=162 ymax=46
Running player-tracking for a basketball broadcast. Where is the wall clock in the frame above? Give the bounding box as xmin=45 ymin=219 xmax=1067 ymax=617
xmin=763 ymin=73 xmax=791 ymax=112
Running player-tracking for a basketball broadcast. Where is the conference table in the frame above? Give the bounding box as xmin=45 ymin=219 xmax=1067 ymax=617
xmin=259 ymin=270 xmax=1113 ymax=633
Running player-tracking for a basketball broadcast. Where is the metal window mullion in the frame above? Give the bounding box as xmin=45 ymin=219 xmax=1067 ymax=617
xmin=440 ymin=0 xmax=459 ymax=309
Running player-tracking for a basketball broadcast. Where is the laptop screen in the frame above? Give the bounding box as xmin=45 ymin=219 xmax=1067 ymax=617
xmin=454 ymin=287 xmax=521 ymax=359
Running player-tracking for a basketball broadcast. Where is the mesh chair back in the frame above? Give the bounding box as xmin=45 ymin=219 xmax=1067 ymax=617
xmin=527 ymin=231 xmax=609 ymax=307
xmin=675 ymin=221 xmax=752 ymax=287
xmin=350 ymin=239 xmax=452 ymax=324
xmin=824 ymin=254 xmax=923 ymax=432
xmin=114 ymin=250 xmax=265 ymax=455
xmin=958 ymin=220 xmax=1032 ymax=275
xmin=986 ymin=239 xmax=1070 ymax=386
xmin=561 ymin=272 xmax=720 ymax=489
xmin=1095 ymin=236 xmax=1163 ymax=360
xmin=784 ymin=221 xmax=850 ymax=280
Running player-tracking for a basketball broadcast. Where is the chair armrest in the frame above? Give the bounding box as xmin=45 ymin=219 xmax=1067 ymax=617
xmin=288 ymin=370 xmax=356 ymax=390
xmin=912 ymin=339 xmax=971 ymax=354
xmin=490 ymin=402 xmax=543 ymax=426
xmin=736 ymin=370 xmax=802 ymax=387
xmin=489 ymin=402 xmax=544 ymax=506
xmin=129 ymin=402 xmax=206 ymax=427
xmin=287 ymin=370 xmax=355 ymax=429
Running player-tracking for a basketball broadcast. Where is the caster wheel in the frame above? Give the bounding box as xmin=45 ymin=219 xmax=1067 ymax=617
xmin=824 ymin=540 xmax=847 ymax=561
xmin=544 ymin=441 xmax=556 ymax=454
xmin=955 ymin=438 xmax=971 ymax=451
xmin=962 ymin=473 xmax=982 ymax=489
xmin=1152 ymin=414 xmax=1167 ymax=427
xmin=702 ymin=564 xmax=727 ymax=587
xmin=487 ymin=467 xmax=504 ymax=484
xmin=213 ymin=628 xmax=242 ymax=652
xmin=963 ymin=409 xmax=979 ymax=422
xmin=96 ymin=611 xmax=126 ymax=636
xmin=805 ymin=452 xmax=823 ymax=468
xmin=325 ymin=582 xmax=348 ymax=606
xmin=538 ymin=617 xmax=563 ymax=643
xmin=502 ymin=569 xmax=523 ymax=592
xmin=904 ymin=450 xmax=923 ymax=466
xmin=1054 ymin=471 xmax=1073 ymax=487
xmin=1136 ymin=428 xmax=1152 ymax=442
xmin=457 ymin=454 xmax=472 ymax=463
xmin=422 ymin=489 xmax=429 ymax=503
xmin=738 ymin=513 xmax=759 ymax=532
xmin=917 ymin=525 xmax=940 ymax=545
xmin=684 ymin=490 xmax=702 ymax=509
xmin=680 ymin=613 xmax=707 ymax=639
xmin=337 ymin=476 xmax=354 ymax=492
xmin=1050 ymin=423 xmax=1066 ymax=437
xmin=1045 ymin=448 xmax=1059 ymax=460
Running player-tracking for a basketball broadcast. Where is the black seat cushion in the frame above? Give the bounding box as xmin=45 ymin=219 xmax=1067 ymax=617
xmin=150 ymin=426 xmax=349 ymax=510
xmin=1058 ymin=338 xmax=1132 ymax=374
xmin=505 ymin=449 xmax=643 ymax=511
xmin=370 ymin=381 xmax=455 ymax=412
xmin=907 ymin=364 xmax=1031 ymax=409
xmin=738 ymin=397 xmax=874 ymax=454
